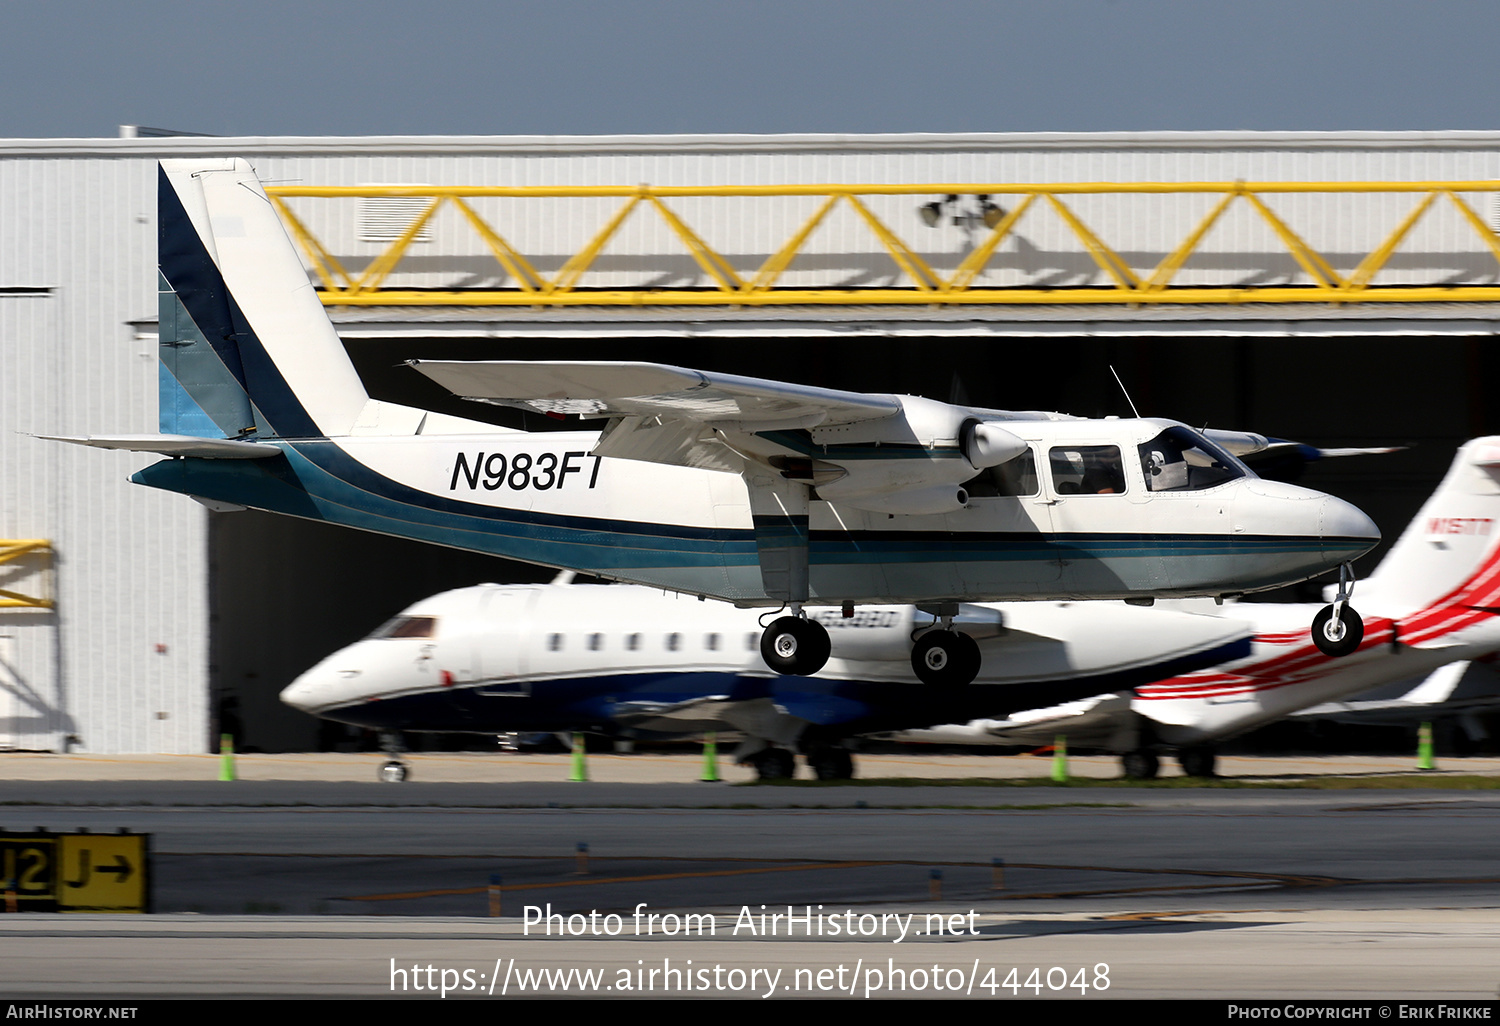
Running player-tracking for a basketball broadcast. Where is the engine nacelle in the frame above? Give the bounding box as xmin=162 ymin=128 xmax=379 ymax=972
xmin=805 ymin=398 xmax=1026 ymax=514
xmin=961 ymin=419 xmax=1029 ymax=470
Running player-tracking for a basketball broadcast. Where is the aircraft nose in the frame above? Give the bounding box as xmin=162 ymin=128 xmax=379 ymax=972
xmin=1321 ymin=495 xmax=1381 ymax=547
xmin=279 ymin=674 xmax=326 ymax=713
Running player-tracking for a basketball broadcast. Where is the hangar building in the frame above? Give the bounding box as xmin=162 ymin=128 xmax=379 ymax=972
xmin=3 ymin=129 xmax=1500 ymax=752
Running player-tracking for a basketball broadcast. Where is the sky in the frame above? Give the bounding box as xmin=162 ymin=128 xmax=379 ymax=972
xmin=1 ymin=1 xmax=1495 ymax=139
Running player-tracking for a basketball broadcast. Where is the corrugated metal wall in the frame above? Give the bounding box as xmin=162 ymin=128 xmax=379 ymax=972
xmin=0 ymin=157 xmax=206 ymax=753
xmin=1 ymin=132 xmax=1499 ymax=752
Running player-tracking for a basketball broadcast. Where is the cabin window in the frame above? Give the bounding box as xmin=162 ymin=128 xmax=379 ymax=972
xmin=1049 ymin=446 xmax=1126 ymax=495
xmin=588 ymin=633 xmax=604 ymax=651
xmin=747 ymin=632 xmax=759 ymax=651
xmin=665 ymin=633 xmax=681 ymax=651
xmin=705 ymin=633 xmax=720 ymax=651
xmin=372 ymin=615 xmax=437 ymax=639
xmin=547 ymin=633 xmax=564 ymax=652
xmin=626 ymin=633 xmax=642 ymax=651
xmin=1138 ymin=427 xmax=1245 ymax=492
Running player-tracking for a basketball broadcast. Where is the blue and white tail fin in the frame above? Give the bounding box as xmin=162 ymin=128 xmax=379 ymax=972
xmin=1359 ymin=437 xmax=1500 ymax=616
xmin=157 ymin=159 xmax=370 ymax=440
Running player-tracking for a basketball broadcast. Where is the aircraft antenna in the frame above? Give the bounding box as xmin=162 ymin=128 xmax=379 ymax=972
xmin=1110 ymin=365 xmax=1141 ymax=418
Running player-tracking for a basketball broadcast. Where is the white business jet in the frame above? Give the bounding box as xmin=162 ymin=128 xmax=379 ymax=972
xmin=280 ymin=579 xmax=1253 ymax=781
xmin=888 ymin=438 xmax=1500 ymax=777
xmin=53 ymin=158 xmax=1377 ymax=686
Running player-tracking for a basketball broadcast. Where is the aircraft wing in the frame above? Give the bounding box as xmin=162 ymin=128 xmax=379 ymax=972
xmin=408 ymin=360 xmax=902 ymax=427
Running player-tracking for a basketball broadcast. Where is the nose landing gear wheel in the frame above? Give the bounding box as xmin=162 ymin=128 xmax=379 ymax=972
xmin=759 ymin=616 xmax=832 ymax=676
xmin=911 ymin=630 xmax=981 ymax=686
xmin=1312 ymin=604 xmax=1364 ymax=658
xmin=379 ymin=760 xmax=409 ymax=783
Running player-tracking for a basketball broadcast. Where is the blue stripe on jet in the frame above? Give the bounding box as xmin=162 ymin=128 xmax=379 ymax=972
xmin=314 ymin=633 xmax=1254 ymax=734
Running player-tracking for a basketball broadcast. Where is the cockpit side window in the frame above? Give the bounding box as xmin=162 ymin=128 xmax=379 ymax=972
xmin=964 ymin=448 xmax=1040 ymax=498
xmin=1049 ymin=446 xmax=1126 ymax=495
xmin=1138 ymin=427 xmax=1245 ymax=492
xmin=372 ymin=615 xmax=437 ymax=639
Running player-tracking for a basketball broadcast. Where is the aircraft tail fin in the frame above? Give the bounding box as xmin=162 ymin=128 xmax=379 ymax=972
xmin=156 ymin=160 xmax=369 ymax=440
xmin=1362 ymin=438 xmax=1500 ymax=614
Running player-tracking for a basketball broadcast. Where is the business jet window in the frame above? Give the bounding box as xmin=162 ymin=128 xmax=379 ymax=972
xmin=547 ymin=633 xmax=564 ymax=652
xmin=1049 ymin=446 xmax=1126 ymax=495
xmin=963 ymin=449 xmax=1039 ymax=498
xmin=705 ymin=633 xmax=721 ymax=651
xmin=746 ymin=632 xmax=758 ymax=651
xmin=373 ymin=616 xmax=436 ymax=639
xmin=626 ymin=633 xmax=642 ymax=651
xmin=588 ymin=633 xmax=604 ymax=651
xmin=1138 ymin=428 xmax=1245 ymax=492
xmin=666 ymin=633 xmax=681 ymax=651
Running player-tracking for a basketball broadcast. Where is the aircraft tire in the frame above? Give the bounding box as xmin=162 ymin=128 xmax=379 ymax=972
xmin=760 ymin=616 xmax=831 ymax=676
xmin=911 ymin=630 xmax=981 ymax=686
xmin=808 ymin=747 xmax=855 ymax=781
xmin=379 ymin=760 xmax=409 ymax=783
xmin=1177 ymin=746 xmax=1217 ymax=778
xmin=752 ymin=748 xmax=796 ymax=781
xmin=1120 ymin=750 xmax=1159 ymax=780
xmin=1312 ymin=605 xmax=1364 ymax=658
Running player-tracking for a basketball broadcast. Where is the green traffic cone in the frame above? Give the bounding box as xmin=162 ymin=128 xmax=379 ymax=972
xmin=1050 ymin=735 xmax=1068 ymax=782
xmin=218 ymin=733 xmax=236 ymax=781
xmin=1418 ymin=721 xmax=1435 ymax=771
xmin=568 ymin=733 xmax=588 ymax=782
xmin=700 ymin=732 xmax=720 ymax=782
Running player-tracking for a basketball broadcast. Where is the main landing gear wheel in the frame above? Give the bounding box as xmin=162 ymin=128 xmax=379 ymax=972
xmin=750 ymin=748 xmax=796 ymax=781
xmin=760 ymin=616 xmax=831 ymax=676
xmin=379 ymin=760 xmax=409 ymax=783
xmin=807 ymin=747 xmax=855 ymax=781
xmin=911 ymin=630 xmax=981 ymax=686
xmin=1176 ymin=746 xmax=1217 ymax=778
xmin=1312 ymin=604 xmax=1364 ymax=658
xmin=1121 ymin=750 xmax=1160 ymax=780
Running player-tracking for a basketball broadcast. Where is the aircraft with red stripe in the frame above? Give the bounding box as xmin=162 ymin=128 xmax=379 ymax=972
xmin=889 ymin=437 xmax=1500 ymax=778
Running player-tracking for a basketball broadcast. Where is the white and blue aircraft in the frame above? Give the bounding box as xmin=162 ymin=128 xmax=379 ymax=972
xmin=280 ymin=580 xmax=1253 ymax=781
xmin=55 ymin=158 xmax=1379 ymax=685
xmin=889 ymin=437 xmax=1500 ymax=777
xmin=282 ymin=438 xmax=1500 ymax=782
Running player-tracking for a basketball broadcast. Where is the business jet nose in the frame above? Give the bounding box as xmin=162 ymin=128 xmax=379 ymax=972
xmin=279 ymin=674 xmax=324 ymax=713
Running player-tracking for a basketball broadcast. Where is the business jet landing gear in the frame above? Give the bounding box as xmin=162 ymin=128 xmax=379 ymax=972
xmin=1176 ymin=746 xmax=1217 ymax=778
xmin=806 ymin=745 xmax=855 ymax=781
xmin=1312 ymin=563 xmax=1364 ymax=658
xmin=748 ymin=747 xmax=796 ymax=781
xmin=1121 ymin=750 xmax=1160 ymax=780
xmin=760 ymin=611 xmax=831 ymax=676
xmin=378 ymin=731 xmax=410 ymax=783
xmin=911 ymin=617 xmax=981 ymax=687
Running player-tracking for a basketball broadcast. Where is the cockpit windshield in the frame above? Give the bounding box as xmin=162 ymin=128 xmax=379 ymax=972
xmin=1137 ymin=427 xmax=1246 ymax=492
xmin=371 ymin=615 xmax=438 ymax=639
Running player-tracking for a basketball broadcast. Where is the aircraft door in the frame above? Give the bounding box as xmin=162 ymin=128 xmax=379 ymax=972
xmin=472 ymin=588 xmax=540 ymax=684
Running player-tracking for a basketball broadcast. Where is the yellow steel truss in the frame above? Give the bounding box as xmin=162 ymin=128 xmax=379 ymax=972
xmin=0 ymin=540 xmax=53 ymax=610
xmin=265 ymin=181 xmax=1500 ymax=307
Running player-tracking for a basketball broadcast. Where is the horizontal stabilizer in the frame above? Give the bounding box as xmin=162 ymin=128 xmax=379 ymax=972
xmin=41 ymin=434 xmax=280 ymax=459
